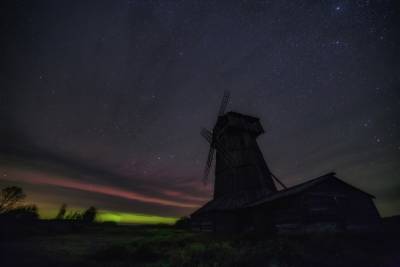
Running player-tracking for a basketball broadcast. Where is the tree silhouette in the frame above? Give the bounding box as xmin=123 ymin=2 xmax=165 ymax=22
xmin=56 ymin=203 xmax=67 ymax=220
xmin=82 ymin=206 xmax=97 ymax=223
xmin=0 ymin=186 xmax=26 ymax=213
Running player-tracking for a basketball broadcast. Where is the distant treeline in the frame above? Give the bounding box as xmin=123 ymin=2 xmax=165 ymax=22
xmin=0 ymin=185 xmax=97 ymax=223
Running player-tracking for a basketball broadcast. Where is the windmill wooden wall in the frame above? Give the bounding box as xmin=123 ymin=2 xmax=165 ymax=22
xmin=213 ymin=112 xmax=277 ymax=198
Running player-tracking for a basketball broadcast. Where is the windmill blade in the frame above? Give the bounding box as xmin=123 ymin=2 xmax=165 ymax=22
xmin=202 ymin=142 xmax=237 ymax=184
xmin=200 ymin=128 xmax=237 ymax=168
xmin=200 ymin=91 xmax=231 ymax=185
xmin=218 ymin=90 xmax=230 ymax=116
xmin=201 ymin=128 xmax=215 ymax=184
xmin=203 ymin=145 xmax=215 ymax=184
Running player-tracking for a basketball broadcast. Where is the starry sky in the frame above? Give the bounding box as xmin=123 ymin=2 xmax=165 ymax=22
xmin=1 ymin=0 xmax=399 ymax=222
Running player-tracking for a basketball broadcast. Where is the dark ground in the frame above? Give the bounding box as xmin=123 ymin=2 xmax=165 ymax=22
xmin=0 ymin=220 xmax=399 ymax=267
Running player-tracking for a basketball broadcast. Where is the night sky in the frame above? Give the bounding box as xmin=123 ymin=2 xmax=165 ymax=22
xmin=1 ymin=0 xmax=399 ymax=222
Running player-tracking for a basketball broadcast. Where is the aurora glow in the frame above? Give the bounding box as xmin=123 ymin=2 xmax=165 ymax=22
xmin=96 ymin=211 xmax=177 ymax=225
xmin=37 ymin=207 xmax=177 ymax=224
xmin=3 ymin=168 xmax=200 ymax=208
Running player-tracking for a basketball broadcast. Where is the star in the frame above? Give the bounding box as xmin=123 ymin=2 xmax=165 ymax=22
xmin=363 ymin=119 xmax=372 ymax=128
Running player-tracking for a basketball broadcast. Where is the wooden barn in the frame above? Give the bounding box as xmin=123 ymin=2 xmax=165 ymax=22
xmin=191 ymin=92 xmax=381 ymax=233
xmin=191 ymin=172 xmax=381 ymax=233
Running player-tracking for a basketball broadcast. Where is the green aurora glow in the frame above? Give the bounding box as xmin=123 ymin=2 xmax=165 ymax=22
xmin=39 ymin=208 xmax=178 ymax=225
xmin=96 ymin=211 xmax=178 ymax=225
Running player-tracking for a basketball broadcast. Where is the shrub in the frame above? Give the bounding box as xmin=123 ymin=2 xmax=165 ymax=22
xmin=82 ymin=206 xmax=97 ymax=223
xmin=175 ymin=216 xmax=190 ymax=229
xmin=1 ymin=204 xmax=39 ymax=221
xmin=65 ymin=211 xmax=83 ymax=220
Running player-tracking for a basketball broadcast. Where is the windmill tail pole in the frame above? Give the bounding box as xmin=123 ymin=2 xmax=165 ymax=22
xmin=271 ymin=172 xmax=287 ymax=189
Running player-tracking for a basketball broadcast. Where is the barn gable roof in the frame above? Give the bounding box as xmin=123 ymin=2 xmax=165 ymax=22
xmin=249 ymin=172 xmax=375 ymax=207
xmin=191 ymin=172 xmax=375 ymax=216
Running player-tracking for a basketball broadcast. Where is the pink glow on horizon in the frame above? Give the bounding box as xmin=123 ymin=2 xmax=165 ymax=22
xmin=3 ymin=169 xmax=201 ymax=208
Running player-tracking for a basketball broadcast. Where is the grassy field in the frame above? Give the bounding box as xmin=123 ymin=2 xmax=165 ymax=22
xmin=1 ymin=222 xmax=399 ymax=267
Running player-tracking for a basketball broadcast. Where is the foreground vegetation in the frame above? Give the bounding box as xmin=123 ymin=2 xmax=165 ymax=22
xmin=1 ymin=221 xmax=399 ymax=267
xmin=1 ymin=186 xmax=399 ymax=266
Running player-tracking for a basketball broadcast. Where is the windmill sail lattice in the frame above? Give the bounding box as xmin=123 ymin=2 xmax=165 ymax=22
xmin=202 ymin=91 xmax=230 ymax=184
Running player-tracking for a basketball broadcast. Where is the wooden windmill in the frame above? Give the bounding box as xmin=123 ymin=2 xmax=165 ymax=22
xmin=201 ymin=91 xmax=286 ymax=199
xmin=192 ymin=92 xmax=380 ymax=234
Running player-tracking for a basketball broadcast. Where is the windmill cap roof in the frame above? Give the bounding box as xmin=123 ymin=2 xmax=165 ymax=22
xmin=221 ymin=111 xmax=260 ymax=121
xmin=214 ymin=111 xmax=264 ymax=135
